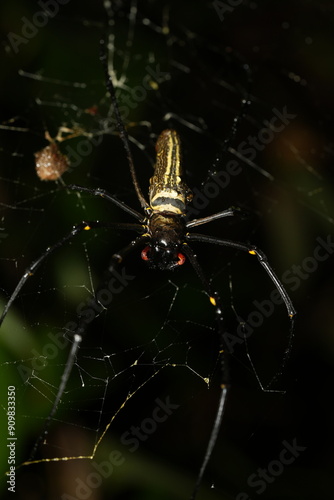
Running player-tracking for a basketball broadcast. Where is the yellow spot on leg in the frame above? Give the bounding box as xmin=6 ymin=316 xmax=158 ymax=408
xmin=113 ymin=253 xmax=123 ymax=263
xmin=249 ymin=250 xmax=256 ymax=255
xmin=84 ymin=225 xmax=91 ymax=231
xmin=149 ymin=80 xmax=159 ymax=90
xmin=209 ymin=296 xmax=216 ymax=306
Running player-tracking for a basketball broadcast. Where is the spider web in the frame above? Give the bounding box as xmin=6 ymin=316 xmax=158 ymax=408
xmin=1 ymin=1 xmax=334 ymax=499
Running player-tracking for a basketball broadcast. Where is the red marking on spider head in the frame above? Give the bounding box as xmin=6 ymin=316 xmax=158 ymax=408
xmin=141 ymin=246 xmax=151 ymax=261
xmin=141 ymin=246 xmax=186 ymax=268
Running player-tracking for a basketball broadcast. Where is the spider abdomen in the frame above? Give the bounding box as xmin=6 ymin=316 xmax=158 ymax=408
xmin=149 ymin=129 xmax=192 ymax=215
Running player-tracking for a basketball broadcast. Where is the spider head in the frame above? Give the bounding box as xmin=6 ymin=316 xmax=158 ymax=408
xmin=141 ymin=241 xmax=186 ymax=271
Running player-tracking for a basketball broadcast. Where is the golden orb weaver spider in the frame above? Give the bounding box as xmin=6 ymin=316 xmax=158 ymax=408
xmin=0 ymin=38 xmax=296 ymax=499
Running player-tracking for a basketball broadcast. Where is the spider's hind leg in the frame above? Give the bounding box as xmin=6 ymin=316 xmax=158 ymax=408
xmin=181 ymin=243 xmax=230 ymax=500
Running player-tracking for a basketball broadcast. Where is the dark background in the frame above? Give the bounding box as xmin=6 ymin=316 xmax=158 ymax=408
xmin=1 ymin=1 xmax=334 ymax=499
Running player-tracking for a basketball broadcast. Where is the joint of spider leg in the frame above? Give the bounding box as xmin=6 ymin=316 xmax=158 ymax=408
xmin=209 ymin=296 xmax=217 ymax=307
xmin=248 ymin=246 xmax=267 ymax=262
xmin=94 ymin=189 xmax=105 ymax=200
xmin=112 ymin=252 xmax=123 ymax=264
xmin=144 ymin=206 xmax=153 ymax=219
xmin=210 ymin=294 xmax=223 ymax=316
xmin=233 ymin=206 xmax=251 ymax=220
xmin=73 ymin=333 xmax=82 ymax=343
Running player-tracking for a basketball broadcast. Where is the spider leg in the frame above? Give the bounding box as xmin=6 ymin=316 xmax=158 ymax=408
xmin=110 ymin=233 xmax=149 ymax=269
xmin=182 ymin=243 xmax=229 ymax=500
xmin=99 ymin=38 xmax=149 ymax=211
xmin=186 ymin=208 xmax=235 ymax=229
xmin=27 ymin=231 xmax=148 ymax=461
xmin=0 ymin=220 xmax=143 ymax=326
xmin=28 ymin=329 xmax=82 ymax=460
xmin=66 ymin=184 xmax=144 ymax=222
xmin=187 ymin=233 xmax=296 ymax=385
xmin=183 ymin=232 xmax=296 ymax=497
xmin=188 ymin=233 xmax=296 ymax=319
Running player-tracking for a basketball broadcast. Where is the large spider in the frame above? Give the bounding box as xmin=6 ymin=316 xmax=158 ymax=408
xmin=0 ymin=39 xmax=296 ymax=499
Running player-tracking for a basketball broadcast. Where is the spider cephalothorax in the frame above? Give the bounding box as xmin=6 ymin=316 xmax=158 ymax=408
xmin=141 ymin=211 xmax=186 ymax=270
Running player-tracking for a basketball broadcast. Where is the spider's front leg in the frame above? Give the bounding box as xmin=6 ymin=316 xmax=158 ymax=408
xmin=0 ymin=219 xmax=144 ymax=462
xmin=0 ymin=220 xmax=140 ymax=327
xmin=187 ymin=232 xmax=296 ymax=320
xmin=66 ymin=184 xmax=144 ymax=221
xmin=187 ymin=232 xmax=296 ymax=388
xmin=186 ymin=206 xmax=249 ymax=229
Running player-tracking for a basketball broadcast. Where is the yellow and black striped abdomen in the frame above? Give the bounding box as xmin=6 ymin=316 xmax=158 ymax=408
xmin=149 ymin=129 xmax=192 ymax=215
